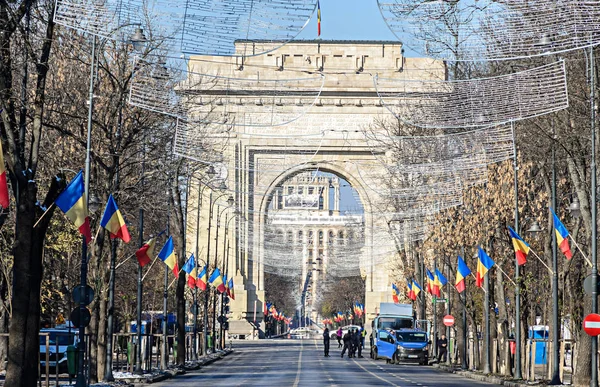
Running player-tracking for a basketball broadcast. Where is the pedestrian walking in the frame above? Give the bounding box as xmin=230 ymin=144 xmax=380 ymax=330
xmin=336 ymin=327 xmax=343 ymax=348
xmin=341 ymin=330 xmax=352 ymax=358
xmin=437 ymin=334 xmax=448 ymax=363
xmin=323 ymin=327 xmax=331 ymax=357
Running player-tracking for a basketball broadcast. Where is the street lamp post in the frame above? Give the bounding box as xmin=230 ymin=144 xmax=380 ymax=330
xmin=204 ymin=191 xmax=233 ymax=351
xmin=549 ymin=124 xmax=561 ymax=385
xmin=511 ymin=122 xmax=523 ymax=380
xmin=212 ymin=203 xmax=233 ymax=349
xmin=193 ymin=166 xmax=218 ymax=359
xmin=590 ymin=44 xmax=598 ymax=387
xmin=104 ymin=28 xmax=147 ymax=381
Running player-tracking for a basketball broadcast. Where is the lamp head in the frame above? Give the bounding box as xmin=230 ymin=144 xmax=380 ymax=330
xmin=130 ymin=27 xmax=147 ymax=53
xmin=227 ymin=195 xmax=234 ymax=206
xmin=206 ymin=165 xmax=217 ymax=178
xmin=569 ymin=196 xmax=581 ymax=218
xmin=527 ymin=220 xmax=542 ymax=234
xmin=218 ymin=181 xmax=228 ymax=191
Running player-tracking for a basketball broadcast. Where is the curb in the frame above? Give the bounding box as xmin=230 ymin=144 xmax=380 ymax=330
xmin=432 ymin=363 xmax=569 ymax=386
xmin=120 ymin=349 xmax=233 ymax=385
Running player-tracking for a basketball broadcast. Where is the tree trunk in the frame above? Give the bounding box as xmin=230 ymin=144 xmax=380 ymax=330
xmin=97 ymin=295 xmax=107 ymax=380
xmin=574 ymin=296 xmax=593 ymax=386
xmin=6 ymin=177 xmax=63 ymax=386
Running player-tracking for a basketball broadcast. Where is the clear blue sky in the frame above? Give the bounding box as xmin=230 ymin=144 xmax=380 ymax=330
xmin=296 ymin=0 xmax=398 ymax=41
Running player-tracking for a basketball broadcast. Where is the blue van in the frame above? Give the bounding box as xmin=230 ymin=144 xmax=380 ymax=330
xmin=371 ymin=328 xmax=429 ymax=365
xmin=394 ymin=329 xmax=429 ymax=365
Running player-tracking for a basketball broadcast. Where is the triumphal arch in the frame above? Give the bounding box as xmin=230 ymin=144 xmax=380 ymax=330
xmin=184 ymin=40 xmax=445 ymax=336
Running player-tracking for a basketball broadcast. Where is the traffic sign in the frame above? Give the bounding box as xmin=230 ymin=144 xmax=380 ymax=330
xmin=70 ymin=307 xmax=91 ymax=329
xmin=443 ymin=315 xmax=455 ymax=327
xmin=583 ymin=275 xmax=600 ymax=295
xmin=72 ymin=285 xmax=95 ymax=306
xmin=583 ymin=313 xmax=600 ymax=336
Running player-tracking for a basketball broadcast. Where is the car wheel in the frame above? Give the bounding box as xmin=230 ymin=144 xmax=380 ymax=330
xmin=373 ymin=347 xmax=378 ymax=360
xmin=394 ymin=354 xmax=400 ymax=365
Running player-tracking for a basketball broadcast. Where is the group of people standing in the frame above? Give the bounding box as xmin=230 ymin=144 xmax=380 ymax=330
xmin=322 ymin=325 xmax=365 ymax=358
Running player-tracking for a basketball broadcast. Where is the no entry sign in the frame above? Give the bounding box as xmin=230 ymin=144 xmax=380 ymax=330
xmin=443 ymin=315 xmax=455 ymax=327
xmin=583 ymin=313 xmax=600 ymax=336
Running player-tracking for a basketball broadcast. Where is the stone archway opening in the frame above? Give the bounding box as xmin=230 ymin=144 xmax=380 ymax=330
xmin=262 ymin=169 xmax=367 ymax=333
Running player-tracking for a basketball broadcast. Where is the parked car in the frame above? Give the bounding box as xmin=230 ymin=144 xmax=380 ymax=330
xmin=39 ymin=328 xmax=78 ymax=374
xmin=330 ymin=325 xmax=361 ymax=340
xmin=290 ymin=327 xmax=313 ymax=339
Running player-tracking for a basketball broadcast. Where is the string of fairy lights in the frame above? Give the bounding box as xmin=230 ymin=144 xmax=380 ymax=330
xmin=54 ymin=0 xmax=599 ymax=284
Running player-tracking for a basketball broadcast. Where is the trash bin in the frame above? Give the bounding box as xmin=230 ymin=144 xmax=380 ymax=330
xmin=173 ymin=339 xmax=178 ymax=360
xmin=67 ymin=345 xmax=77 ymax=375
xmin=207 ymin=334 xmax=212 ymax=349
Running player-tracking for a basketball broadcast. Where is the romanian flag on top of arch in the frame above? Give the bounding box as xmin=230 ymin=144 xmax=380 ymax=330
xmin=551 ymin=208 xmax=573 ymax=260
xmin=158 ymin=236 xmax=178 ymax=276
xmin=100 ymin=194 xmax=131 ymax=243
xmin=508 ymin=226 xmax=530 ymax=265
xmin=55 ymin=170 xmax=92 ymax=244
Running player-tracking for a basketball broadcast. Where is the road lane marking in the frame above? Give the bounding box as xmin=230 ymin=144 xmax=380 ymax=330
xmin=292 ymin=339 xmax=304 ymax=387
xmin=351 ymin=358 xmax=401 ymax=386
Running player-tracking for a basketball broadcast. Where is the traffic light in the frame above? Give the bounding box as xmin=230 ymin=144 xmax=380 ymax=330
xmin=223 ymin=294 xmax=230 ymax=305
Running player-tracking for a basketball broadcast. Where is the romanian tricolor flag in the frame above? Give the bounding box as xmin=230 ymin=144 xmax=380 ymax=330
xmin=391 ymin=283 xmax=400 ymax=303
xmin=0 ymin=140 xmax=9 ymax=208
xmin=412 ymin=280 xmax=422 ymax=299
xmin=135 ymin=237 xmax=156 ymax=267
xmin=317 ymin=0 xmax=321 ymax=37
xmin=508 ymin=226 xmax=530 ymax=265
xmin=55 ymin=170 xmax=92 ymax=244
xmin=228 ymin=278 xmax=235 ymax=300
xmin=100 ymin=194 xmax=131 ymax=243
xmin=434 ymin=268 xmax=448 ymax=295
xmin=455 ymin=256 xmax=471 ymax=293
xmin=158 ymin=236 xmax=178 ymax=276
xmin=182 ymin=254 xmax=197 ymax=289
xmin=407 ymin=279 xmax=416 ymax=301
xmin=551 ymin=208 xmax=573 ymax=260
xmin=476 ymin=246 xmax=495 ymax=288
xmin=209 ymin=267 xmax=226 ymax=293
xmin=196 ymin=265 xmax=208 ymax=290
xmin=426 ymin=269 xmax=435 ymax=295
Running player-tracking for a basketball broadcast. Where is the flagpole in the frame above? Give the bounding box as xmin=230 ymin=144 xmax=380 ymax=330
xmin=569 ymin=235 xmax=593 ymax=267
xmin=141 ymin=256 xmax=159 ymax=282
xmin=528 ymin=249 xmax=554 ymax=273
xmin=511 ymin=121 xmax=523 ymax=380
xmin=461 ymin=247 xmax=467 ymax=370
xmin=161 ymin=176 xmax=170 ymax=370
xmin=114 ymin=253 xmax=135 ymax=270
xmin=494 ymin=265 xmax=517 ymax=287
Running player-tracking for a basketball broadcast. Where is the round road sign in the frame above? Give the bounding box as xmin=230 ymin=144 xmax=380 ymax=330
xmin=443 ymin=315 xmax=455 ymax=327
xmin=583 ymin=313 xmax=600 ymax=336
xmin=70 ymin=307 xmax=91 ymax=329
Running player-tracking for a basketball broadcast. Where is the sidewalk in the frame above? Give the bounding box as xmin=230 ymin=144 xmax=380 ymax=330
xmin=432 ymin=363 xmax=570 ymax=386
xmin=108 ymin=349 xmax=233 ymax=385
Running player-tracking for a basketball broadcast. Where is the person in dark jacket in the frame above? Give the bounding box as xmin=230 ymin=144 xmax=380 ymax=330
xmin=437 ymin=334 xmax=448 ymax=363
xmin=341 ymin=330 xmax=352 ymax=358
xmin=323 ymin=327 xmax=331 ymax=357
xmin=351 ymin=329 xmax=361 ymax=358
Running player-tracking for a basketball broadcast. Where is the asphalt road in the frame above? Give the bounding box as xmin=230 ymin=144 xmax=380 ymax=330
xmin=153 ymin=339 xmax=500 ymax=386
